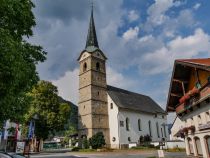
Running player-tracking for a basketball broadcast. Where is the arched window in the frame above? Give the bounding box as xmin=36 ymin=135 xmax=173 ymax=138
xmin=148 ymin=121 xmax=151 ymax=136
xmin=188 ymin=137 xmax=194 ymax=154
xmin=195 ymin=137 xmax=202 ymax=155
xmin=126 ymin=118 xmax=130 ymax=131
xmin=110 ymin=103 xmax=113 ymax=109
xmin=163 ymin=124 xmax=167 ymax=137
xmin=198 ymin=115 xmax=202 ymax=125
xmin=206 ymin=112 xmax=210 ymax=122
xmin=83 ymin=62 xmax=87 ymax=72
xmin=96 ymin=62 xmax=100 ymax=71
xmin=161 ymin=127 xmax=163 ymax=138
xmin=205 ymin=136 xmax=210 ymax=156
xmin=156 ymin=122 xmax=160 ymax=138
xmin=138 ymin=119 xmax=141 ymax=131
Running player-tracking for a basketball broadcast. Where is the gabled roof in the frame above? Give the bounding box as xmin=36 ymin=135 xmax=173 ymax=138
xmin=107 ymin=85 xmax=166 ymax=114
xmin=166 ymin=58 xmax=210 ymax=112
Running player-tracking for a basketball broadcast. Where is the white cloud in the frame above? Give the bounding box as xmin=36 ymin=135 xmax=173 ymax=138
xmin=122 ymin=26 xmax=139 ymax=41
xmin=107 ymin=67 xmax=137 ymax=90
xmin=147 ymin=0 xmax=174 ymax=26
xmin=141 ymin=28 xmax=210 ymax=74
xmin=193 ymin=3 xmax=201 ymax=10
xmin=128 ymin=10 xmax=139 ymax=22
xmin=51 ymin=68 xmax=79 ymax=104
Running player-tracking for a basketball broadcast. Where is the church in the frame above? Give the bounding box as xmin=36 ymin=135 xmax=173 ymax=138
xmin=77 ymin=8 xmax=169 ymax=149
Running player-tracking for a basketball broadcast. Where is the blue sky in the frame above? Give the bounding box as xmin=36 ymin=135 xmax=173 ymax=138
xmin=29 ymin=0 xmax=210 ymax=123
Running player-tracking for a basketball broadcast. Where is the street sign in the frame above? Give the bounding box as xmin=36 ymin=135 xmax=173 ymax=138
xmin=3 ymin=130 xmax=8 ymax=140
xmin=16 ymin=141 xmax=25 ymax=154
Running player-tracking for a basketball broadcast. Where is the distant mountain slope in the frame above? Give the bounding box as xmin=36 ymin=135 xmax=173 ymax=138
xmin=56 ymin=97 xmax=78 ymax=136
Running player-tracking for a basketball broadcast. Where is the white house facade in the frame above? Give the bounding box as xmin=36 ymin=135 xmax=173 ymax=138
xmin=183 ymin=101 xmax=210 ymax=157
xmin=166 ymin=58 xmax=210 ymax=157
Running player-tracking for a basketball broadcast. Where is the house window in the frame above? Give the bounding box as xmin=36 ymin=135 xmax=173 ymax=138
xmin=163 ymin=124 xmax=166 ymax=137
xmin=156 ymin=122 xmax=160 ymax=138
xmin=188 ymin=137 xmax=194 ymax=154
xmin=206 ymin=112 xmax=210 ymax=122
xmin=205 ymin=136 xmax=210 ymax=156
xmin=120 ymin=121 xmax=124 ymax=127
xmin=128 ymin=137 xmax=131 ymax=142
xmin=96 ymin=62 xmax=100 ymax=71
xmin=162 ymin=115 xmax=165 ymax=119
xmin=83 ymin=62 xmax=87 ymax=72
xmin=126 ymin=118 xmax=130 ymax=131
xmin=161 ymin=127 xmax=163 ymax=138
xmin=138 ymin=119 xmax=141 ymax=131
xmin=110 ymin=103 xmax=113 ymax=109
xmin=191 ymin=118 xmax=194 ymax=126
xmin=195 ymin=137 xmax=203 ymax=155
xmin=198 ymin=115 xmax=202 ymax=125
xmin=148 ymin=121 xmax=151 ymax=136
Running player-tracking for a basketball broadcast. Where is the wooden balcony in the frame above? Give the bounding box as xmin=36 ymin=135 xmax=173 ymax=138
xmin=176 ymin=83 xmax=210 ymax=115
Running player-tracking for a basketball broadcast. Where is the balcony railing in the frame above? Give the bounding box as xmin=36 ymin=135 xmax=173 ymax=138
xmin=176 ymin=83 xmax=210 ymax=115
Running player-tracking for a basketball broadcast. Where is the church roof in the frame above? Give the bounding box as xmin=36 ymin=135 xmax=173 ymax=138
xmin=85 ymin=7 xmax=99 ymax=51
xmin=107 ymin=85 xmax=166 ymax=114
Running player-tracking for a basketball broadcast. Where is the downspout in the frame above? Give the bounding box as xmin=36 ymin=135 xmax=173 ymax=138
xmin=117 ymin=109 xmax=120 ymax=149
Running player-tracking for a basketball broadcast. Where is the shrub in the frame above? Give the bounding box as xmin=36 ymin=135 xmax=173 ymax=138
xmin=89 ymin=132 xmax=106 ymax=149
xmin=83 ymin=138 xmax=89 ymax=149
xmin=72 ymin=147 xmax=80 ymax=151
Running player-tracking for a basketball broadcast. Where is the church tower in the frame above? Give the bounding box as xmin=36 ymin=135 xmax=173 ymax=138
xmin=77 ymin=7 xmax=109 ymax=145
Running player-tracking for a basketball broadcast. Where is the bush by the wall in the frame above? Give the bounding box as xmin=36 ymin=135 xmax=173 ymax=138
xmin=89 ymin=132 xmax=106 ymax=149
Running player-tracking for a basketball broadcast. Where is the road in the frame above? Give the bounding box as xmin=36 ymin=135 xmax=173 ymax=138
xmin=30 ymin=151 xmax=188 ymax=158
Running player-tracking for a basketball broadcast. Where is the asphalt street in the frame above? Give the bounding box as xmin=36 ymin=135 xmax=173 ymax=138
xmin=30 ymin=151 xmax=188 ymax=158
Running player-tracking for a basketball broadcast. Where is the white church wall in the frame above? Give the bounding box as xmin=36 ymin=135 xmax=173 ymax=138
xmin=118 ymin=110 xmax=169 ymax=146
xmin=107 ymin=95 xmax=120 ymax=149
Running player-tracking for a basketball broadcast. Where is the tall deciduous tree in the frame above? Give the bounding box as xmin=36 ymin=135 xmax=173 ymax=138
xmin=24 ymin=81 xmax=71 ymax=140
xmin=0 ymin=0 xmax=46 ymax=127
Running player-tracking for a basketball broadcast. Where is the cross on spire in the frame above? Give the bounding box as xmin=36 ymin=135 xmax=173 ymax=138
xmin=85 ymin=1 xmax=99 ymax=49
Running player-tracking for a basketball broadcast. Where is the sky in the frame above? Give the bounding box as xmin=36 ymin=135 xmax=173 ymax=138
xmin=29 ymin=0 xmax=210 ymax=123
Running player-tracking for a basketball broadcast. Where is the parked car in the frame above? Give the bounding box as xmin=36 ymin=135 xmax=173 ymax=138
xmin=0 ymin=152 xmax=27 ymax=158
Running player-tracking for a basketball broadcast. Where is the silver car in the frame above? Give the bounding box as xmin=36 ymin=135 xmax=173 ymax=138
xmin=0 ymin=152 xmax=27 ymax=158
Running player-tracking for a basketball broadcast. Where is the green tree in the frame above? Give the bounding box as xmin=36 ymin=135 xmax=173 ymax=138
xmin=23 ymin=81 xmax=71 ymax=140
xmin=89 ymin=132 xmax=106 ymax=149
xmin=0 ymin=0 xmax=46 ymax=127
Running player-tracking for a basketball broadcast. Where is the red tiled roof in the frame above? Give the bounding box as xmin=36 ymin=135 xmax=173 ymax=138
xmin=176 ymin=58 xmax=210 ymax=67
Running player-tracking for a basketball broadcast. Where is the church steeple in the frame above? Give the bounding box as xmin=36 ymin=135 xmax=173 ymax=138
xmin=85 ymin=6 xmax=99 ymax=49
